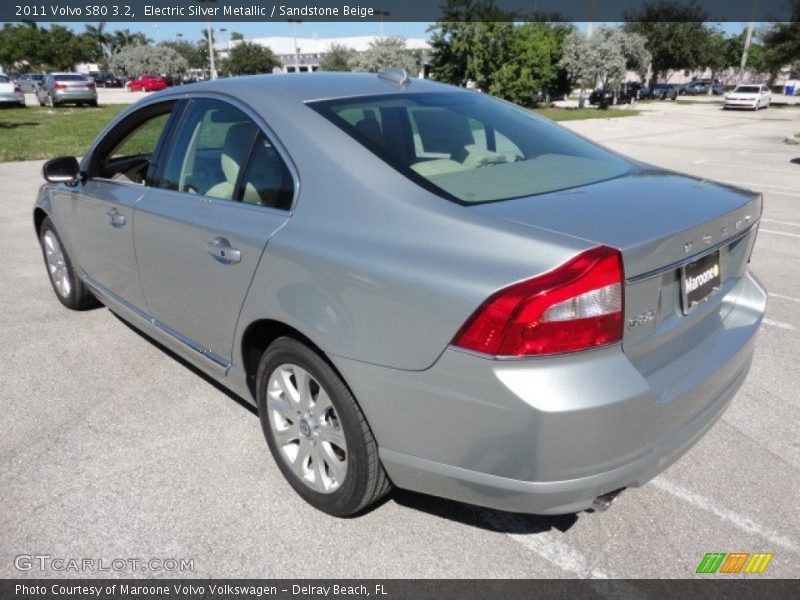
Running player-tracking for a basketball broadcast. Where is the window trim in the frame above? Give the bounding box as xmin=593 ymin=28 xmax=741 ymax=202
xmin=84 ymin=99 xmax=182 ymax=185
xmin=151 ymin=92 xmax=299 ymax=214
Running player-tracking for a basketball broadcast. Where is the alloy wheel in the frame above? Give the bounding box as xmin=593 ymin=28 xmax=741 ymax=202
xmin=43 ymin=230 xmax=71 ymax=298
xmin=266 ymin=363 xmax=348 ymax=493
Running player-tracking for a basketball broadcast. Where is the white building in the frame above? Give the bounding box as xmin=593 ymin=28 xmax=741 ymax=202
xmin=215 ymin=35 xmax=431 ymax=76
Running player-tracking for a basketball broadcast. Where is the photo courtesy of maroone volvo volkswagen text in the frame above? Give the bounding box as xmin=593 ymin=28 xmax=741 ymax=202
xmin=33 ymin=70 xmax=766 ymax=517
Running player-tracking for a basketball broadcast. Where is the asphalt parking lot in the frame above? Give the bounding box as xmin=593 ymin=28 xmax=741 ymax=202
xmin=1 ymin=101 xmax=798 ymax=580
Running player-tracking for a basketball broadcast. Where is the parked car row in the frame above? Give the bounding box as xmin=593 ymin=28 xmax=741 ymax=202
xmin=587 ymin=78 xmax=772 ymax=109
xmin=0 ymin=71 xmax=177 ymax=108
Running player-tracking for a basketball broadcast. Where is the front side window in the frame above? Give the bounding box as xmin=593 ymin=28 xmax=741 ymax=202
xmin=159 ymin=98 xmax=293 ymax=207
xmin=89 ymin=102 xmax=176 ymax=183
xmin=310 ymin=92 xmax=632 ymax=204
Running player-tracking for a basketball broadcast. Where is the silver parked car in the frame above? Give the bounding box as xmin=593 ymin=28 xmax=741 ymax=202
xmin=36 ymin=72 xmax=97 ymax=107
xmin=0 ymin=74 xmax=25 ymax=107
xmin=34 ymin=72 xmax=766 ymax=517
xmin=18 ymin=72 xmax=46 ymax=93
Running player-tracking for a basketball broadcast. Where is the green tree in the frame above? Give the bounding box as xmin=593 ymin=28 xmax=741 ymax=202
xmin=108 ymin=44 xmax=188 ymax=77
xmin=353 ymin=37 xmax=418 ymax=74
xmin=84 ymin=22 xmax=112 ymax=60
xmin=489 ymin=23 xmax=573 ymax=105
xmin=624 ymin=1 xmax=712 ymax=81
xmin=560 ymin=27 xmax=650 ymax=107
xmin=0 ymin=23 xmax=45 ymax=71
xmin=319 ymin=44 xmax=356 ymax=72
xmin=759 ymin=1 xmax=800 ymax=82
xmin=161 ymin=40 xmax=207 ymax=70
xmin=230 ymin=32 xmax=244 ymax=41
xmin=427 ymin=0 xmax=516 ymax=87
xmin=220 ymin=41 xmax=280 ymax=76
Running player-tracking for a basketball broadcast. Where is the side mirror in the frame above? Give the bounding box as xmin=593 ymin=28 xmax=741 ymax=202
xmin=43 ymin=156 xmax=81 ymax=184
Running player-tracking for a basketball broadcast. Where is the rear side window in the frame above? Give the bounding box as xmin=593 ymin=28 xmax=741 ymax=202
xmin=310 ymin=92 xmax=632 ymax=204
xmin=159 ymin=98 xmax=294 ymax=208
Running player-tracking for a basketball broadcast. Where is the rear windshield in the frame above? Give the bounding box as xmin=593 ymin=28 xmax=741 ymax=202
xmin=0 ymin=75 xmax=9 ymax=83
xmin=309 ymin=92 xmax=633 ymax=204
xmin=54 ymin=74 xmax=88 ymax=82
xmin=734 ymin=86 xmax=761 ymax=93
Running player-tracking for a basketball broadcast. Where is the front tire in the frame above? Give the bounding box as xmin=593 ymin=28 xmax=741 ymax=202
xmin=256 ymin=337 xmax=391 ymax=517
xmin=39 ymin=217 xmax=98 ymax=310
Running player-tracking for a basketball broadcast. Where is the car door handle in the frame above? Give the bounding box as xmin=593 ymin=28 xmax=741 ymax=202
xmin=206 ymin=237 xmax=241 ymax=264
xmin=107 ymin=208 xmax=126 ymax=227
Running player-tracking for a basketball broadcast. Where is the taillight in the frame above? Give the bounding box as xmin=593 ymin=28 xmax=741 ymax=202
xmin=14 ymin=85 xmax=21 ymax=93
xmin=86 ymin=82 xmax=95 ymax=89
xmin=453 ymin=246 xmax=625 ymax=356
xmin=53 ymin=83 xmax=67 ymax=89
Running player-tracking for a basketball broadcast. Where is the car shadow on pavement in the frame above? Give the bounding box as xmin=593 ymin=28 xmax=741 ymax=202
xmin=112 ymin=313 xmax=581 ymax=534
xmin=112 ymin=313 xmax=258 ymax=417
xmin=0 ymin=121 xmax=38 ymax=129
xmin=391 ymin=489 xmax=579 ymax=534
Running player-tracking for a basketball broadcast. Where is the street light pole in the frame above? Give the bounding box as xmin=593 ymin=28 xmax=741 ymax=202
xmin=288 ymin=19 xmax=302 ymax=73
xmin=197 ymin=0 xmax=218 ymax=79
xmin=739 ymin=0 xmax=759 ymax=84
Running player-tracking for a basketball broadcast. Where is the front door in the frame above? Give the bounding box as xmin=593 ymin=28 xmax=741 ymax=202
xmin=134 ymin=97 xmax=295 ymax=365
xmin=60 ymin=103 xmax=177 ymax=310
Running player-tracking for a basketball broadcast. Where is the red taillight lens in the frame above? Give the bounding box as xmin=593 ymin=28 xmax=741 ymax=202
xmin=14 ymin=85 xmax=21 ymax=93
xmin=86 ymin=82 xmax=95 ymax=89
xmin=53 ymin=83 xmax=67 ymax=89
xmin=453 ymin=246 xmax=625 ymax=356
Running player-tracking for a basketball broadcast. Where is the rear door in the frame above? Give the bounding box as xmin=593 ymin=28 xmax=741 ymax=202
xmin=134 ymin=96 xmax=295 ymax=367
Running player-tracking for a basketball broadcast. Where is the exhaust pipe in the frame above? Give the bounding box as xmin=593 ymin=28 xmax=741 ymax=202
xmin=591 ymin=488 xmax=626 ymax=512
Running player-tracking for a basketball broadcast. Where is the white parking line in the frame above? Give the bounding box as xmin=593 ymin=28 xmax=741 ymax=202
xmin=475 ymin=510 xmax=615 ymax=578
xmin=762 ymin=218 xmax=800 ymax=228
xmin=652 ymin=478 xmax=800 ymax=553
xmin=759 ymin=229 xmax=800 ymax=239
xmin=763 ymin=318 xmax=797 ymax=331
xmin=769 ymin=292 xmax=800 ymax=304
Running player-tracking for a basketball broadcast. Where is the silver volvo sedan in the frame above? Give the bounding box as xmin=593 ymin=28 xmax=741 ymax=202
xmin=34 ymin=71 xmax=766 ymax=517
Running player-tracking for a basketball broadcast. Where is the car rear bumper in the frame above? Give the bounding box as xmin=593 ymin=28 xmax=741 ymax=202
xmin=0 ymin=91 xmax=25 ymax=104
xmin=332 ymin=270 xmax=766 ymax=514
xmin=53 ymin=89 xmax=97 ymax=102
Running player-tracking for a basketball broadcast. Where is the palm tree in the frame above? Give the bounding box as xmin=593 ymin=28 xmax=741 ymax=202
xmin=85 ymin=22 xmax=111 ymax=59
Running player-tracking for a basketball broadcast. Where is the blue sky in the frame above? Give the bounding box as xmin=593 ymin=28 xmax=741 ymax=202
xmin=50 ymin=21 xmax=752 ymax=43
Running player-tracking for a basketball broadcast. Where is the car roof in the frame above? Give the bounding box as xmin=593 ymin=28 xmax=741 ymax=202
xmin=170 ymin=72 xmax=458 ymax=103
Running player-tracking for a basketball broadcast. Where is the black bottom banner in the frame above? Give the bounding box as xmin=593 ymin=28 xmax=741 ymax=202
xmin=2 ymin=579 xmax=799 ymax=600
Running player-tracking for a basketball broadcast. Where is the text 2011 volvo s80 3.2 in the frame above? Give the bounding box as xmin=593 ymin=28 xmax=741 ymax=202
xmin=34 ymin=71 xmax=766 ymax=517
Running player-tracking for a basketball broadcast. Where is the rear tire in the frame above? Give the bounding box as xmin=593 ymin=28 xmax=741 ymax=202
xmin=38 ymin=217 xmax=98 ymax=310
xmin=256 ymin=337 xmax=391 ymax=517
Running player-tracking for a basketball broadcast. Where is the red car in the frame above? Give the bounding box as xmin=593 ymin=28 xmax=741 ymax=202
xmin=126 ymin=75 xmax=169 ymax=92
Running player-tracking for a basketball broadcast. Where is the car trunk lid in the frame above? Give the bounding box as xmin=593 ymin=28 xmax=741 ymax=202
xmin=471 ymin=169 xmax=761 ymax=376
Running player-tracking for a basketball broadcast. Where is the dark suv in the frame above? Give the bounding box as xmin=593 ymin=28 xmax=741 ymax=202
xmin=589 ymin=82 xmax=642 ymax=106
xmin=92 ymin=72 xmax=123 ymax=88
xmin=683 ymin=79 xmax=724 ymax=95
